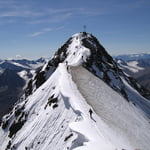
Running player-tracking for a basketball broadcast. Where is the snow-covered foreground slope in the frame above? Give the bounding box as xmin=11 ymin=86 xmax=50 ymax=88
xmin=71 ymin=65 xmax=150 ymax=150
xmin=1 ymin=63 xmax=150 ymax=150
xmin=0 ymin=32 xmax=150 ymax=150
xmin=0 ymin=64 xmax=77 ymax=150
xmin=0 ymin=64 xmax=118 ymax=150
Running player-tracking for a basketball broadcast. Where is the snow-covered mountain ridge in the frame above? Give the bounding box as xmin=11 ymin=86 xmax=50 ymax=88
xmin=0 ymin=32 xmax=150 ymax=150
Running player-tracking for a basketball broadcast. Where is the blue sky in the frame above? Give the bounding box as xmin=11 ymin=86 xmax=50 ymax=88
xmin=0 ymin=0 xmax=150 ymax=59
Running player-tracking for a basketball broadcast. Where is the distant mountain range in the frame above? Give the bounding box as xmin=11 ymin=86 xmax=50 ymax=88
xmin=0 ymin=58 xmax=46 ymax=119
xmin=114 ymin=53 xmax=150 ymax=61
xmin=0 ymin=53 xmax=149 ymax=122
xmin=114 ymin=53 xmax=150 ymax=90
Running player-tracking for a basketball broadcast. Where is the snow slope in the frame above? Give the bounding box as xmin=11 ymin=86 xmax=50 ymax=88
xmin=2 ymin=63 xmax=150 ymax=150
xmin=0 ymin=63 xmax=77 ymax=150
xmin=0 ymin=32 xmax=150 ymax=150
xmin=0 ymin=64 xmax=115 ymax=150
xmin=71 ymin=65 xmax=150 ymax=150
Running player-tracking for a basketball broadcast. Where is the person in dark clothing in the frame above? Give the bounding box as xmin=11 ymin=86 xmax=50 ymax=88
xmin=89 ymin=108 xmax=96 ymax=122
xmin=89 ymin=109 xmax=93 ymax=118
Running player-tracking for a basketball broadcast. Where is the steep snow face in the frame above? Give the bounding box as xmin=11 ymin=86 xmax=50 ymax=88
xmin=71 ymin=65 xmax=150 ymax=150
xmin=0 ymin=64 xmax=119 ymax=150
xmin=1 ymin=63 xmax=150 ymax=150
xmin=0 ymin=64 xmax=78 ymax=150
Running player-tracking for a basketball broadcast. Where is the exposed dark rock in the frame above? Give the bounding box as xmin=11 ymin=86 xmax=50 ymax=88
xmin=2 ymin=119 xmax=9 ymax=129
xmin=25 ymin=80 xmax=33 ymax=97
xmin=52 ymin=103 xmax=58 ymax=109
xmin=64 ymin=133 xmax=73 ymax=142
xmin=5 ymin=140 xmax=11 ymax=150
xmin=14 ymin=105 xmax=25 ymax=117
xmin=48 ymin=97 xmax=58 ymax=106
xmin=9 ymin=111 xmax=27 ymax=138
xmin=35 ymin=71 xmax=46 ymax=89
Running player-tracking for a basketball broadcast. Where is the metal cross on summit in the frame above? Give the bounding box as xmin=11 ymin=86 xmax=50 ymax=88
xmin=83 ymin=25 xmax=86 ymax=32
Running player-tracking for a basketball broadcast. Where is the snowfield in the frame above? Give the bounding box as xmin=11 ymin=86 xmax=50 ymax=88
xmin=126 ymin=61 xmax=144 ymax=72
xmin=122 ymin=61 xmax=144 ymax=73
xmin=71 ymin=65 xmax=150 ymax=150
xmin=0 ymin=63 xmax=117 ymax=150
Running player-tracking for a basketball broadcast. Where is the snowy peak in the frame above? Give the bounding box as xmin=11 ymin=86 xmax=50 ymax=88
xmin=65 ymin=33 xmax=91 ymax=66
xmin=31 ymin=32 xmax=116 ymax=95
xmin=58 ymin=32 xmax=114 ymax=66
xmin=0 ymin=32 xmax=150 ymax=150
xmin=53 ymin=32 xmax=91 ymax=66
xmin=29 ymin=32 xmax=150 ymax=105
xmin=53 ymin=32 xmax=112 ymax=66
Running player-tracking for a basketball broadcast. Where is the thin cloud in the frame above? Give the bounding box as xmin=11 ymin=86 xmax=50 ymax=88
xmin=28 ymin=13 xmax=72 ymax=24
xmin=0 ymin=0 xmax=17 ymax=6
xmin=76 ymin=8 xmax=108 ymax=16
xmin=0 ymin=10 xmax=45 ymax=18
xmin=112 ymin=0 xmax=149 ymax=10
xmin=0 ymin=0 xmax=105 ymax=24
xmin=29 ymin=27 xmax=63 ymax=37
xmin=55 ymin=26 xmax=64 ymax=30
xmin=2 ymin=0 xmax=146 ymax=21
xmin=30 ymin=31 xmax=44 ymax=37
xmin=0 ymin=19 xmax=15 ymax=24
xmin=0 ymin=0 xmax=45 ymax=18
xmin=30 ymin=28 xmax=52 ymax=37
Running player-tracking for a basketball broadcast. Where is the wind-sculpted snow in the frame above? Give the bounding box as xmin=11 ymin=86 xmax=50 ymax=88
xmin=0 ymin=64 xmax=77 ymax=150
xmin=71 ymin=65 xmax=150 ymax=150
xmin=58 ymin=64 xmax=116 ymax=150
xmin=0 ymin=64 xmax=120 ymax=150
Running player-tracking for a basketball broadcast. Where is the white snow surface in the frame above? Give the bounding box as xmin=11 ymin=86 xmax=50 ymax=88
xmin=0 ymin=33 xmax=150 ymax=150
xmin=17 ymin=70 xmax=28 ymax=81
xmin=70 ymin=65 xmax=150 ymax=150
xmin=65 ymin=33 xmax=91 ymax=66
xmin=118 ymin=60 xmax=144 ymax=73
xmin=1 ymin=62 xmax=150 ymax=150
xmin=0 ymin=63 xmax=114 ymax=150
xmin=126 ymin=61 xmax=144 ymax=72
